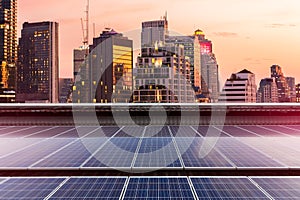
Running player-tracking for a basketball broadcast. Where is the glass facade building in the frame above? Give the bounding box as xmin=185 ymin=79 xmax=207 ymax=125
xmin=16 ymin=21 xmax=59 ymax=103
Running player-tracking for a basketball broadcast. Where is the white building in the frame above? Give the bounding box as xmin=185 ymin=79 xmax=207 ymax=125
xmin=219 ymin=69 xmax=257 ymax=103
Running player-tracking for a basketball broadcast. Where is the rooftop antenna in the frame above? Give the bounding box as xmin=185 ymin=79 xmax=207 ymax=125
xmin=81 ymin=0 xmax=89 ymax=55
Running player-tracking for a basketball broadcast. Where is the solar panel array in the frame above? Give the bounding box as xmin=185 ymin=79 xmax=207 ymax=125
xmin=0 ymin=125 xmax=299 ymax=169
xmin=0 ymin=176 xmax=299 ymax=199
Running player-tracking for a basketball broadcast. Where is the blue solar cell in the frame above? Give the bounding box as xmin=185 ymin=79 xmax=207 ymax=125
xmin=190 ymin=177 xmax=269 ymax=199
xmin=215 ymin=126 xmax=257 ymax=137
xmin=32 ymin=138 xmax=106 ymax=168
xmin=84 ymin=138 xmax=140 ymax=168
xmin=176 ymin=138 xmax=233 ymax=168
xmin=0 ymin=138 xmax=74 ymax=167
xmin=192 ymin=126 xmax=228 ymax=137
xmin=87 ymin=126 xmax=120 ymax=137
xmin=144 ymin=126 xmax=171 ymax=137
xmin=115 ymin=126 xmax=144 ymax=137
xmin=134 ymin=138 xmax=181 ymax=168
xmin=252 ymin=177 xmax=300 ymax=199
xmin=49 ymin=177 xmax=126 ymax=199
xmin=55 ymin=126 xmax=98 ymax=138
xmin=216 ymin=138 xmax=283 ymax=167
xmin=169 ymin=126 xmax=200 ymax=137
xmin=123 ymin=177 xmax=195 ymax=199
xmin=0 ymin=178 xmax=65 ymax=200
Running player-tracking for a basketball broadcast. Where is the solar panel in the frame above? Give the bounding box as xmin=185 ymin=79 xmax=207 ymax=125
xmin=48 ymin=177 xmax=127 ymax=199
xmin=134 ymin=138 xmax=181 ymax=168
xmin=0 ymin=126 xmax=30 ymax=137
xmin=115 ymin=126 xmax=145 ymax=137
xmin=123 ymin=177 xmax=195 ymax=199
xmin=0 ymin=138 xmax=43 ymax=157
xmin=190 ymin=177 xmax=269 ymax=199
xmin=251 ymin=177 xmax=300 ymax=199
xmin=144 ymin=126 xmax=171 ymax=137
xmin=215 ymin=126 xmax=257 ymax=137
xmin=25 ymin=127 xmax=75 ymax=138
xmin=32 ymin=138 xmax=107 ymax=168
xmin=169 ymin=126 xmax=200 ymax=137
xmin=0 ymin=178 xmax=65 ymax=200
xmin=0 ymin=138 xmax=74 ymax=168
xmin=83 ymin=138 xmax=140 ymax=168
xmin=176 ymin=138 xmax=233 ymax=168
xmin=239 ymin=137 xmax=300 ymax=167
xmin=192 ymin=126 xmax=229 ymax=137
xmin=262 ymin=125 xmax=300 ymax=136
xmin=237 ymin=125 xmax=285 ymax=136
xmin=54 ymin=126 xmax=98 ymax=138
xmin=216 ymin=138 xmax=282 ymax=168
xmin=86 ymin=126 xmax=120 ymax=137
xmin=5 ymin=126 xmax=53 ymax=138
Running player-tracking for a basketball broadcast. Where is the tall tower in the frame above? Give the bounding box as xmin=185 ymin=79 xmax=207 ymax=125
xmin=141 ymin=14 xmax=169 ymax=47
xmin=0 ymin=0 xmax=17 ymax=89
xmin=17 ymin=22 xmax=59 ymax=103
xmin=271 ymin=65 xmax=290 ymax=102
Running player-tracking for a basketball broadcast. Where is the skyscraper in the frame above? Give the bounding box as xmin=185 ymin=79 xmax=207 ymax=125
xmin=286 ymin=77 xmax=296 ymax=102
xmin=72 ymin=28 xmax=133 ymax=103
xmin=219 ymin=69 xmax=257 ymax=103
xmin=133 ymin=43 xmax=195 ymax=103
xmin=141 ymin=13 xmax=168 ymax=47
xmin=16 ymin=21 xmax=59 ymax=103
xmin=0 ymin=0 xmax=17 ymax=89
xmin=271 ymin=65 xmax=290 ymax=102
xmin=166 ymin=36 xmax=201 ymax=91
xmin=194 ymin=29 xmax=219 ymax=102
xmin=257 ymin=78 xmax=278 ymax=103
xmin=296 ymin=83 xmax=300 ymax=103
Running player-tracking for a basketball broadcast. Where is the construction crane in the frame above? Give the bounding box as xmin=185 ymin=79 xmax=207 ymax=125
xmin=81 ymin=0 xmax=89 ymax=56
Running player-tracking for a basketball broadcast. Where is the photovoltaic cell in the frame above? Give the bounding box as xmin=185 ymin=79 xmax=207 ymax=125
xmin=134 ymin=138 xmax=181 ymax=168
xmin=6 ymin=126 xmax=53 ymax=138
xmin=49 ymin=177 xmax=126 ymax=200
xmin=0 ymin=138 xmax=43 ymax=157
xmin=0 ymin=178 xmax=65 ymax=200
xmin=144 ymin=126 xmax=171 ymax=137
xmin=84 ymin=138 xmax=140 ymax=168
xmin=190 ymin=177 xmax=269 ymax=199
xmin=123 ymin=177 xmax=195 ymax=200
xmin=237 ymin=125 xmax=283 ymax=136
xmin=0 ymin=126 xmax=29 ymax=136
xmin=192 ymin=126 xmax=228 ymax=137
xmin=169 ymin=126 xmax=200 ymax=137
xmin=176 ymin=138 xmax=233 ymax=168
xmin=216 ymin=138 xmax=282 ymax=167
xmin=55 ymin=126 xmax=98 ymax=138
xmin=252 ymin=177 xmax=300 ymax=199
xmin=261 ymin=125 xmax=300 ymax=136
xmin=115 ymin=126 xmax=144 ymax=137
xmin=87 ymin=126 xmax=120 ymax=137
xmin=27 ymin=127 xmax=75 ymax=138
xmin=0 ymin=138 xmax=73 ymax=167
xmin=216 ymin=126 xmax=257 ymax=137
xmin=33 ymin=138 xmax=106 ymax=168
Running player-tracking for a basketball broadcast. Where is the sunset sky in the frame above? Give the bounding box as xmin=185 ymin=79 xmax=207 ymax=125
xmin=18 ymin=0 xmax=300 ymax=85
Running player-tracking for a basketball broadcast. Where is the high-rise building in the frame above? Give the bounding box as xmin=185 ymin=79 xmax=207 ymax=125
xmin=133 ymin=43 xmax=195 ymax=103
xmin=296 ymin=83 xmax=300 ymax=103
xmin=73 ymin=47 xmax=86 ymax=81
xmin=0 ymin=0 xmax=17 ymax=89
xmin=286 ymin=77 xmax=296 ymax=102
xmin=194 ymin=29 xmax=219 ymax=102
xmin=219 ymin=69 xmax=257 ymax=103
xmin=72 ymin=28 xmax=133 ymax=103
xmin=257 ymin=78 xmax=278 ymax=103
xmin=271 ymin=65 xmax=290 ymax=102
xmin=141 ymin=13 xmax=168 ymax=47
xmin=16 ymin=21 xmax=59 ymax=103
xmin=166 ymin=36 xmax=201 ymax=91
xmin=59 ymin=78 xmax=73 ymax=103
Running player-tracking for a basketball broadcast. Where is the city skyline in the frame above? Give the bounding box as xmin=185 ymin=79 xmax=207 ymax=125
xmin=18 ymin=0 xmax=300 ymax=85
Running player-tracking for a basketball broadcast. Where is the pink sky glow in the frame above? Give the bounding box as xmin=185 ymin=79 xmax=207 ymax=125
xmin=19 ymin=0 xmax=300 ymax=85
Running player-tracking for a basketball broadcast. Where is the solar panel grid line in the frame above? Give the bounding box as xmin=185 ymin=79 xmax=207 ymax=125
xmin=212 ymin=126 xmax=233 ymax=137
xmin=76 ymin=126 xmax=103 ymax=138
xmin=235 ymin=126 xmax=262 ymax=137
xmin=0 ymin=126 xmax=15 ymax=131
xmin=0 ymin=178 xmax=7 ymax=184
xmin=119 ymin=176 xmax=130 ymax=200
xmin=186 ymin=176 xmax=200 ymax=200
xmin=0 ymin=126 xmax=37 ymax=137
xmin=281 ymin=125 xmax=300 ymax=133
xmin=51 ymin=127 xmax=77 ymax=138
xmin=189 ymin=176 xmax=271 ymax=199
xmin=189 ymin=126 xmax=203 ymax=137
xmin=247 ymin=178 xmax=275 ymax=200
xmin=123 ymin=177 xmax=195 ymax=200
xmin=44 ymin=177 xmax=70 ymax=200
xmin=79 ymin=126 xmax=124 ymax=168
xmin=0 ymin=138 xmax=47 ymax=159
xmin=168 ymin=126 xmax=186 ymax=168
xmin=212 ymin=145 xmax=237 ymax=168
xmin=234 ymin=137 xmax=288 ymax=168
xmin=22 ymin=126 xmax=59 ymax=138
xmin=257 ymin=125 xmax=292 ymax=137
xmin=28 ymin=138 xmax=80 ymax=168
xmin=130 ymin=126 xmax=146 ymax=168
